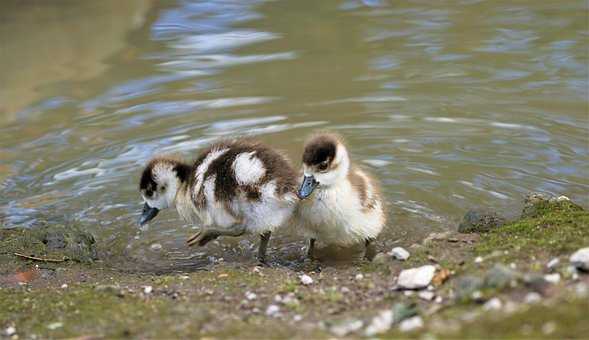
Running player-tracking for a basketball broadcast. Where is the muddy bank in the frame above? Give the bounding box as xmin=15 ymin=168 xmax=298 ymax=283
xmin=1 ymin=194 xmax=588 ymax=338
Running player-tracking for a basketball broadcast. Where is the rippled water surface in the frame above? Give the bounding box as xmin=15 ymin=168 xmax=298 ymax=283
xmin=1 ymin=0 xmax=587 ymax=268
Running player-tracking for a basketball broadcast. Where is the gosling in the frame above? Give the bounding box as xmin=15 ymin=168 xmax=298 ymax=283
xmin=138 ymin=139 xmax=298 ymax=263
xmin=296 ymin=133 xmax=385 ymax=259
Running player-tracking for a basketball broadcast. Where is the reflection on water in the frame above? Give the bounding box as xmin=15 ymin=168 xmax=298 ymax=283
xmin=0 ymin=0 xmax=587 ymax=268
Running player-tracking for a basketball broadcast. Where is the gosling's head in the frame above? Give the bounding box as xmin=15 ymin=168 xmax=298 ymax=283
xmin=138 ymin=157 xmax=190 ymax=225
xmin=298 ymin=133 xmax=350 ymax=199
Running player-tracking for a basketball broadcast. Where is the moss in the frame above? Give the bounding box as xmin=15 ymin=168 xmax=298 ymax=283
xmin=437 ymin=298 xmax=589 ymax=338
xmin=0 ymin=223 xmax=97 ymax=263
xmin=475 ymin=210 xmax=589 ymax=260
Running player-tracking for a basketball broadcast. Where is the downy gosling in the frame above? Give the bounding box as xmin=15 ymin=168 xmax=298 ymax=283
xmin=138 ymin=139 xmax=298 ymax=263
xmin=296 ymin=133 xmax=386 ymax=259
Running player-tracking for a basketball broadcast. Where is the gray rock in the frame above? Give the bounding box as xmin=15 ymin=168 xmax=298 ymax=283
xmin=523 ymin=273 xmax=550 ymax=293
xmin=570 ymin=247 xmax=589 ymax=272
xmin=454 ymin=276 xmax=484 ymax=301
xmin=396 ymin=265 xmax=436 ymax=290
xmin=458 ymin=210 xmax=506 ymax=233
xmin=330 ymin=319 xmax=363 ymax=337
xmin=399 ymin=316 xmax=423 ymax=332
xmin=372 ymin=252 xmax=390 ymax=265
xmin=484 ymin=264 xmax=518 ymax=289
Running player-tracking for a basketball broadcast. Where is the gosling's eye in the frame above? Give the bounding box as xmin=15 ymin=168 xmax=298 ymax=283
xmin=160 ymin=185 xmax=167 ymax=192
xmin=317 ymin=162 xmax=329 ymax=171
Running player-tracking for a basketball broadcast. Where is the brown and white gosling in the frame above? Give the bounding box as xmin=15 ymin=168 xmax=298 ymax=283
xmin=296 ymin=133 xmax=386 ymax=259
xmin=138 ymin=139 xmax=298 ymax=263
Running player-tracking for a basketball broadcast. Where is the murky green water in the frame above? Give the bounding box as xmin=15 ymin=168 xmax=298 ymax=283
xmin=1 ymin=0 xmax=587 ymax=269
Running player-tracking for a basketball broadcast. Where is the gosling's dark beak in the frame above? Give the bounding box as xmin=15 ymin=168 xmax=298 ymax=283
xmin=138 ymin=203 xmax=159 ymax=226
xmin=298 ymin=175 xmax=319 ymax=199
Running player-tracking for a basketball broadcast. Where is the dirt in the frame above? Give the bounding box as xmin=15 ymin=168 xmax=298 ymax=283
xmin=1 ymin=194 xmax=587 ymax=339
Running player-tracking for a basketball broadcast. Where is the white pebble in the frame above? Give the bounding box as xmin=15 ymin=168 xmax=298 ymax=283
xmin=266 ymin=304 xmax=280 ymax=317
xmin=397 ymin=265 xmax=436 ymax=290
xmin=300 ymin=274 xmax=314 ymax=285
xmin=399 ymin=316 xmax=424 ymax=332
xmin=355 ymin=273 xmax=364 ymax=281
xmin=4 ymin=326 xmax=16 ymax=336
xmin=483 ymin=297 xmax=502 ymax=311
xmin=60 ymin=284 xmax=68 ymax=289
xmin=143 ymin=286 xmax=153 ymax=294
xmin=570 ymin=247 xmax=589 ymax=271
xmin=544 ymin=273 xmax=561 ymax=284
xmin=435 ymin=296 xmax=443 ymax=304
xmin=341 ymin=286 xmax=350 ymax=293
xmin=150 ymin=243 xmax=162 ymax=251
xmin=364 ymin=310 xmax=393 ymax=336
xmin=418 ymin=291 xmax=435 ymax=301
xmin=525 ymin=292 xmax=542 ymax=304
xmin=47 ymin=322 xmax=63 ymax=330
xmin=474 ymin=256 xmax=483 ymax=263
xmin=245 ymin=291 xmax=257 ymax=300
xmin=556 ymin=195 xmax=570 ymax=202
xmin=293 ymin=314 xmax=303 ymax=322
xmin=390 ymin=247 xmax=410 ymax=261
xmin=546 ymin=258 xmax=559 ymax=269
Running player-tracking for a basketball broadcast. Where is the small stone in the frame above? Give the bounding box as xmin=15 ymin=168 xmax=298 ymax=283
xmin=390 ymin=247 xmax=410 ymax=261
xmin=423 ymin=231 xmax=452 ymax=245
xmin=143 ymin=286 xmax=153 ymax=294
xmin=60 ymin=284 xmax=68 ymax=289
xmin=556 ymin=195 xmax=570 ymax=202
xmin=525 ymin=292 xmax=542 ymax=304
xmin=364 ymin=310 xmax=393 ymax=336
xmin=293 ymin=314 xmax=303 ymax=322
xmin=4 ymin=326 xmax=16 ymax=336
xmin=544 ymin=273 xmax=561 ymax=284
xmin=471 ymin=291 xmax=483 ymax=301
xmin=399 ymin=316 xmax=424 ymax=332
xmin=397 ymin=265 xmax=436 ymax=290
xmin=47 ymin=322 xmax=63 ymax=330
xmin=434 ymin=296 xmax=443 ymax=304
xmin=266 ymin=304 xmax=280 ymax=317
xmin=300 ymin=274 xmax=313 ymax=285
xmin=483 ymin=297 xmax=502 ymax=311
xmin=474 ymin=256 xmax=483 ymax=263
xmin=418 ymin=291 xmax=435 ymax=301
xmin=341 ymin=286 xmax=350 ymax=293
xmin=355 ymin=273 xmax=364 ymax=281
xmin=547 ymin=258 xmax=560 ymax=270
xmin=372 ymin=252 xmax=390 ymax=264
xmin=245 ymin=291 xmax=257 ymax=300
xmin=458 ymin=210 xmax=505 ymax=233
xmin=150 ymin=243 xmax=162 ymax=251
xmin=330 ymin=319 xmax=364 ymax=337
xmin=570 ymin=247 xmax=589 ymax=272
xmin=484 ymin=264 xmax=518 ymax=289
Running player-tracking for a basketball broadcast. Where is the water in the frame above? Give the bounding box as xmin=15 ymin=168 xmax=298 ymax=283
xmin=1 ymin=0 xmax=587 ymax=269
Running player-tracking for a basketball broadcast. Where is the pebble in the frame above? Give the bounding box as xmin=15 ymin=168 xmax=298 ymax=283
xmin=474 ymin=256 xmax=483 ymax=263
xmin=293 ymin=315 xmax=303 ymax=322
xmin=60 ymin=284 xmax=68 ymax=289
xmin=542 ymin=321 xmax=557 ymax=335
xmin=418 ymin=291 xmax=435 ymax=301
xmin=341 ymin=286 xmax=350 ymax=294
xmin=390 ymin=247 xmax=410 ymax=261
xmin=364 ymin=310 xmax=393 ymax=336
xmin=245 ymin=292 xmax=257 ymax=301
xmin=4 ymin=326 xmax=16 ymax=336
xmin=150 ymin=243 xmax=162 ymax=251
xmin=396 ymin=265 xmax=436 ymax=290
xmin=570 ymin=247 xmax=589 ymax=272
xmin=266 ymin=304 xmax=280 ymax=317
xmin=300 ymin=274 xmax=313 ymax=285
xmin=434 ymin=296 xmax=443 ymax=304
xmin=483 ymin=297 xmax=502 ymax=311
xmin=372 ymin=252 xmax=390 ymax=264
xmin=143 ymin=286 xmax=153 ymax=294
xmin=47 ymin=322 xmax=63 ymax=330
xmin=525 ymin=292 xmax=542 ymax=304
xmin=399 ymin=316 xmax=424 ymax=332
xmin=546 ymin=258 xmax=560 ymax=270
xmin=355 ymin=273 xmax=364 ymax=281
xmin=330 ymin=319 xmax=364 ymax=337
xmin=544 ymin=273 xmax=561 ymax=284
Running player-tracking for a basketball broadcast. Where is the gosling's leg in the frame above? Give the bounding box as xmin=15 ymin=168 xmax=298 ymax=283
xmin=307 ymin=238 xmax=316 ymax=259
xmin=257 ymin=231 xmax=271 ymax=264
xmin=187 ymin=226 xmax=246 ymax=247
xmin=364 ymin=238 xmax=376 ymax=261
